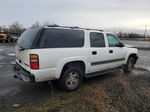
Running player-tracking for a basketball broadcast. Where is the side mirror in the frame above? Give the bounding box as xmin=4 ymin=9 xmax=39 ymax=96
xmin=115 ymin=42 xmax=124 ymax=47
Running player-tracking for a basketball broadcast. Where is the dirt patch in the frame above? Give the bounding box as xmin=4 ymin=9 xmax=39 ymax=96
xmin=10 ymin=70 xmax=150 ymax=112
xmin=0 ymin=96 xmax=8 ymax=112
xmin=135 ymin=66 xmax=150 ymax=72
xmin=137 ymin=47 xmax=150 ymax=50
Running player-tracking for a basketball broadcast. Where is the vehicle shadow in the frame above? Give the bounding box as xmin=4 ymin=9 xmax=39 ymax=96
xmin=83 ymin=70 xmax=123 ymax=85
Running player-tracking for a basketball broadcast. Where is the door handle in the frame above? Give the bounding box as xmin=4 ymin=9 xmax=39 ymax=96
xmin=92 ymin=51 xmax=97 ymax=55
xmin=109 ymin=50 xmax=113 ymax=53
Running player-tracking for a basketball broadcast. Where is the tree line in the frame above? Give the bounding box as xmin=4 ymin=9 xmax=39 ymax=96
xmin=116 ymin=32 xmax=148 ymax=38
xmin=0 ymin=21 xmax=149 ymax=38
xmin=0 ymin=22 xmax=25 ymax=35
xmin=0 ymin=21 xmax=51 ymax=35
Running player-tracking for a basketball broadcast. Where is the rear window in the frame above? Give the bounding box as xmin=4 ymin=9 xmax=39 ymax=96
xmin=39 ymin=28 xmax=84 ymax=48
xmin=17 ymin=28 xmax=40 ymax=49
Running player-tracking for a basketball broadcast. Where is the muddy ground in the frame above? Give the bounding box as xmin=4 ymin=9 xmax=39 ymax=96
xmin=0 ymin=42 xmax=150 ymax=112
xmin=1 ymin=70 xmax=149 ymax=112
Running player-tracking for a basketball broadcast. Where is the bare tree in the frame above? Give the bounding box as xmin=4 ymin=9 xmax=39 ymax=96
xmin=31 ymin=22 xmax=41 ymax=28
xmin=43 ymin=21 xmax=50 ymax=26
xmin=9 ymin=22 xmax=25 ymax=34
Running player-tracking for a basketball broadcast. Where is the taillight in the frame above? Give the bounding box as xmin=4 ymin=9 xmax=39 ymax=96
xmin=30 ymin=54 xmax=39 ymax=70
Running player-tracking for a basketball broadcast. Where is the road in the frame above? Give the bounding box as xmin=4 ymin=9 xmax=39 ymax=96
xmin=0 ymin=43 xmax=52 ymax=112
xmin=122 ymin=40 xmax=150 ymax=48
xmin=0 ymin=41 xmax=150 ymax=112
xmin=137 ymin=50 xmax=150 ymax=69
xmin=121 ymin=40 xmax=150 ymax=70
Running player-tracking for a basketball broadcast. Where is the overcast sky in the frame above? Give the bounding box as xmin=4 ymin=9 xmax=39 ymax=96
xmin=0 ymin=0 xmax=150 ymax=32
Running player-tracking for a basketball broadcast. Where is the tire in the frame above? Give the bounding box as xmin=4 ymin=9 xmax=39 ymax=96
xmin=11 ymin=39 xmax=14 ymax=43
xmin=10 ymin=39 xmax=14 ymax=43
xmin=123 ymin=57 xmax=135 ymax=73
xmin=58 ymin=67 xmax=83 ymax=91
xmin=8 ymin=39 xmax=11 ymax=43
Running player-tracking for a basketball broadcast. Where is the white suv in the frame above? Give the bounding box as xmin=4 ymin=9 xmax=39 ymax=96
xmin=14 ymin=26 xmax=138 ymax=91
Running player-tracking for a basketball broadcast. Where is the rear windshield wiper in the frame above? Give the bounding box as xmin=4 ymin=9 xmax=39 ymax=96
xmin=19 ymin=46 xmax=26 ymax=51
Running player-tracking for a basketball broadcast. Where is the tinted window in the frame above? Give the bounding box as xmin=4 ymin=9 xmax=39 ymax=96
xmin=39 ymin=28 xmax=84 ymax=48
xmin=106 ymin=34 xmax=120 ymax=47
xmin=90 ymin=32 xmax=105 ymax=47
xmin=17 ymin=28 xmax=40 ymax=49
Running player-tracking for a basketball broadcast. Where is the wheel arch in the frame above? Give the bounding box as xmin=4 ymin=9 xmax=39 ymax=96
xmin=125 ymin=53 xmax=138 ymax=64
xmin=58 ymin=60 xmax=86 ymax=78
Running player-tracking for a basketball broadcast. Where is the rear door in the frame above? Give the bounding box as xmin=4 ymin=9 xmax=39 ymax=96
xmin=89 ymin=32 xmax=110 ymax=72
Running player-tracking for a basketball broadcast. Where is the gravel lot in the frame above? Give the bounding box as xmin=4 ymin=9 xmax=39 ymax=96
xmin=0 ymin=42 xmax=150 ymax=112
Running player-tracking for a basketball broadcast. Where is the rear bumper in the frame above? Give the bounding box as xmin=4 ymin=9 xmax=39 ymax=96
xmin=13 ymin=63 xmax=35 ymax=82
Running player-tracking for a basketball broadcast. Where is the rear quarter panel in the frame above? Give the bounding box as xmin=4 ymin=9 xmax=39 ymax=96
xmin=15 ymin=45 xmax=31 ymax=71
xmin=30 ymin=48 xmax=89 ymax=79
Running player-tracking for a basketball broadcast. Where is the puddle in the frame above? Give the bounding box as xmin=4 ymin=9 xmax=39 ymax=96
xmin=0 ymin=49 xmax=4 ymax=52
xmin=11 ymin=61 xmax=16 ymax=65
xmin=0 ymin=56 xmax=4 ymax=60
xmin=0 ymin=60 xmax=15 ymax=65
xmin=0 ymin=87 xmax=21 ymax=96
xmin=132 ymin=70 xmax=147 ymax=76
xmin=0 ymin=63 xmax=7 ymax=65
xmin=135 ymin=65 xmax=150 ymax=72
xmin=0 ymin=62 xmax=12 ymax=65
xmin=7 ymin=53 xmax=15 ymax=56
xmin=146 ymin=66 xmax=150 ymax=71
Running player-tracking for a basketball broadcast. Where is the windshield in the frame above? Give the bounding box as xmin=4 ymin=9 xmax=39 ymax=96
xmin=17 ymin=28 xmax=40 ymax=49
xmin=12 ymin=36 xmax=18 ymax=39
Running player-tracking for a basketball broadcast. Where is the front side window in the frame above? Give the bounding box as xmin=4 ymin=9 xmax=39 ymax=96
xmin=90 ymin=32 xmax=105 ymax=47
xmin=106 ymin=34 xmax=120 ymax=47
xmin=39 ymin=28 xmax=84 ymax=48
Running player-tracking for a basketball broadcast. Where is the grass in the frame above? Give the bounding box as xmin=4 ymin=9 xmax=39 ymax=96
xmin=12 ymin=70 xmax=150 ymax=112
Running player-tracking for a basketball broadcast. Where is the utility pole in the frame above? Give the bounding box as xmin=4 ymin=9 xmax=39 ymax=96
xmin=144 ymin=25 xmax=147 ymax=39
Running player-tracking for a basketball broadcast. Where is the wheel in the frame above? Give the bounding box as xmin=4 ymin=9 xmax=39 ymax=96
xmin=123 ymin=57 xmax=135 ymax=73
xmin=10 ymin=39 xmax=14 ymax=43
xmin=2 ymin=40 xmax=5 ymax=43
xmin=5 ymin=40 xmax=8 ymax=43
xmin=8 ymin=39 xmax=11 ymax=43
xmin=11 ymin=39 xmax=15 ymax=43
xmin=58 ymin=67 xmax=83 ymax=91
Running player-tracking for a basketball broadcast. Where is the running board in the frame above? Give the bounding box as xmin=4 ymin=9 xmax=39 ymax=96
xmin=85 ymin=66 xmax=123 ymax=78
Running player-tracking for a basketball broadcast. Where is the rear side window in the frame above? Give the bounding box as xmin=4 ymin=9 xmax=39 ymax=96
xmin=90 ymin=32 xmax=105 ymax=47
xmin=39 ymin=28 xmax=84 ymax=48
xmin=17 ymin=28 xmax=40 ymax=49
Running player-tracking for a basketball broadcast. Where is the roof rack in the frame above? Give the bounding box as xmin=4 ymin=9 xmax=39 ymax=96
xmin=47 ymin=24 xmax=59 ymax=27
xmin=47 ymin=25 xmax=103 ymax=31
xmin=85 ymin=28 xmax=103 ymax=31
xmin=47 ymin=25 xmax=79 ymax=29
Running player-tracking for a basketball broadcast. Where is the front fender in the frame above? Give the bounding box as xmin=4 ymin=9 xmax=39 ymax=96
xmin=125 ymin=48 xmax=138 ymax=64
